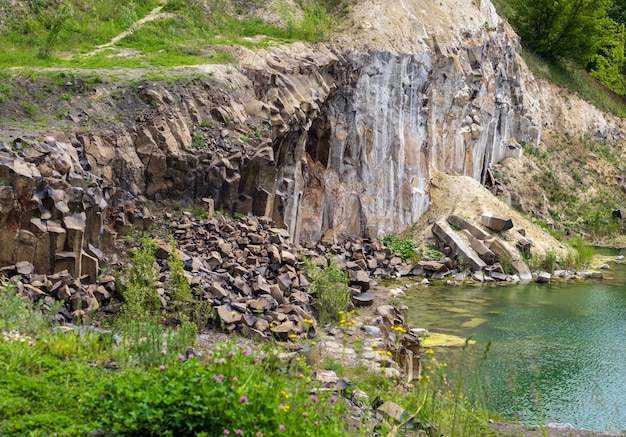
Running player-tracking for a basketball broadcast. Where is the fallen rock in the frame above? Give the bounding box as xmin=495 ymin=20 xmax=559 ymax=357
xmin=481 ymin=213 xmax=514 ymax=232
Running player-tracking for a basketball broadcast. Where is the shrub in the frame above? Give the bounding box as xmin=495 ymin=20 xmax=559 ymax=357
xmin=167 ymin=238 xmax=213 ymax=328
xmin=421 ymin=244 xmax=444 ymax=262
xmin=302 ymin=256 xmax=351 ymax=325
xmin=566 ymin=236 xmax=595 ymax=270
xmin=117 ymin=237 xmax=161 ymax=324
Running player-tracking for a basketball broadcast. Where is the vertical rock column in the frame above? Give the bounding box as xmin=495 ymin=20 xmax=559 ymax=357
xmin=62 ymin=213 xmax=86 ymax=279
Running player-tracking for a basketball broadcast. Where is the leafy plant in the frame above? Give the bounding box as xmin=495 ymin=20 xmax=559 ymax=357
xmin=100 ymin=341 xmax=346 ymax=435
xmin=302 ymin=255 xmax=351 ymax=325
xmin=381 ymin=235 xmax=418 ymax=261
xmin=117 ymin=237 xmax=161 ymax=324
xmin=192 ymin=130 xmax=205 ymax=149
xmin=167 ymin=237 xmax=212 ymax=327
xmin=421 ymin=244 xmax=444 ymax=262
xmin=0 ymin=277 xmax=45 ymax=334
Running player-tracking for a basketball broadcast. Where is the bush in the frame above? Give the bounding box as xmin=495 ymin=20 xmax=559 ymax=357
xmin=117 ymin=236 xmax=161 ymax=324
xmin=303 ymin=256 xmax=351 ymax=325
xmin=168 ymin=237 xmax=213 ymax=328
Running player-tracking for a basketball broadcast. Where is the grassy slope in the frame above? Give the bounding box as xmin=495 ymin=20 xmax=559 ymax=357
xmin=0 ymin=0 xmax=334 ymax=69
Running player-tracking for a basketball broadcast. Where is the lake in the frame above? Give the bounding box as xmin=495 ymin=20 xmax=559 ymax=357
xmin=399 ymin=251 xmax=626 ymax=433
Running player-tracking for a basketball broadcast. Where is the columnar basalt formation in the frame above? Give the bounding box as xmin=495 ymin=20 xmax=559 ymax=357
xmin=0 ymin=136 xmax=113 ymax=279
xmin=2 ymin=0 xmax=624 ymax=279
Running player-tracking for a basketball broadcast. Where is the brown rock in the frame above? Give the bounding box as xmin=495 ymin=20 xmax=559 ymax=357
xmin=216 ymin=305 xmax=243 ymax=324
xmin=81 ymin=251 xmax=99 ymax=283
xmin=417 ymin=261 xmax=447 ymax=272
xmin=210 ymin=283 xmax=230 ymax=299
xmin=270 ymin=320 xmax=296 ymax=340
xmin=350 ymin=269 xmax=371 ymax=291
xmin=15 ymin=260 xmax=35 ymax=276
xmin=377 ymin=401 xmax=406 ymax=423
xmin=481 ymin=213 xmax=513 ymax=232
xmin=276 ymin=273 xmax=292 ymax=293
xmin=432 ymin=221 xmax=487 ymax=271
xmin=281 ymin=249 xmax=297 ymax=266
xmin=447 ymin=215 xmax=491 ymax=240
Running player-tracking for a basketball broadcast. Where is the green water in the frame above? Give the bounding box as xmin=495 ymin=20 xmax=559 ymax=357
xmin=400 ymin=254 xmax=626 ymax=433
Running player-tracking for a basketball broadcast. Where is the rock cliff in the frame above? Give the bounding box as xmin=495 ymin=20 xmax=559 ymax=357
xmin=1 ymin=0 xmax=625 ymax=277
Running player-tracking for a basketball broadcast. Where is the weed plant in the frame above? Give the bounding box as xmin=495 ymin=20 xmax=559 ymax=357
xmin=421 ymin=244 xmax=444 ymax=262
xmin=302 ymin=255 xmax=351 ymax=325
xmin=167 ymin=237 xmax=213 ymax=327
xmin=0 ymin=281 xmax=346 ymax=435
xmin=0 ymin=278 xmax=46 ymax=333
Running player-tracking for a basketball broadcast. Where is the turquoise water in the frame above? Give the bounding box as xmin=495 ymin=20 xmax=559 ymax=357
xmin=401 ymin=254 xmax=626 ymax=433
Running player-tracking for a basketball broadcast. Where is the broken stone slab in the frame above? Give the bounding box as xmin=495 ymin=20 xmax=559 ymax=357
xmin=276 ymin=273 xmax=292 ymax=293
xmin=155 ymin=241 xmax=191 ymax=262
xmin=458 ymin=229 xmax=496 ymax=265
xmin=81 ymin=251 xmax=99 ymax=284
xmin=352 ymin=291 xmax=375 ymax=306
xmin=516 ymin=237 xmax=532 ymax=256
xmin=417 ymin=261 xmax=447 ymax=272
xmin=215 ymin=304 xmax=243 ymax=324
xmin=432 ymin=221 xmax=486 ymax=271
xmin=377 ymin=401 xmax=406 ymax=423
xmin=481 ymin=213 xmax=514 ymax=232
xmin=487 ymin=238 xmax=520 ymax=262
xmin=15 ymin=260 xmax=35 ymax=276
xmin=490 ymin=271 xmax=507 ymax=281
xmin=210 ymin=282 xmax=230 ymax=299
xmin=270 ymin=320 xmax=296 ymax=340
xmin=281 ymin=249 xmax=297 ymax=266
xmin=511 ymin=260 xmax=533 ymax=283
xmin=349 ymin=269 xmax=370 ymax=291
xmin=447 ymin=215 xmax=491 ymax=240
xmin=54 ymin=252 xmax=77 ymax=277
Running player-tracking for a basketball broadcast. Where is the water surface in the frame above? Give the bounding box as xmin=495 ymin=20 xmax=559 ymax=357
xmin=401 ymin=255 xmax=626 ymax=433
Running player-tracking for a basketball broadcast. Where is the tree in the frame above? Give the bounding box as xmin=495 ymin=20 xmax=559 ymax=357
xmin=588 ymin=18 xmax=626 ymax=95
xmin=510 ymin=0 xmax=613 ymax=64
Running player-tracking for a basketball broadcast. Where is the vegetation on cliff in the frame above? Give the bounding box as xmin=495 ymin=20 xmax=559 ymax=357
xmin=495 ymin=0 xmax=626 ymax=113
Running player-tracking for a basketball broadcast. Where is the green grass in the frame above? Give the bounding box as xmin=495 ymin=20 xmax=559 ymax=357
xmin=518 ymin=46 xmax=626 ymax=118
xmin=0 ymin=0 xmax=338 ymax=70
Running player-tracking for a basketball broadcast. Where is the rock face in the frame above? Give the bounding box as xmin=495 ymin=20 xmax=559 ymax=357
xmin=0 ymin=136 xmax=113 ymax=279
xmin=242 ymin=29 xmax=539 ymax=242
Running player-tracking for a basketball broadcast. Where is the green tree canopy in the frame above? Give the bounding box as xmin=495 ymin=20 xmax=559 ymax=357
xmin=510 ymin=0 xmax=615 ymax=64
